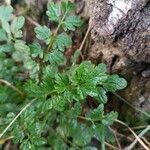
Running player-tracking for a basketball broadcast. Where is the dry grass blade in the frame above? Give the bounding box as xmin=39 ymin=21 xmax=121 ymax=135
xmin=0 ymin=99 xmax=35 ymax=139
xmin=109 ymin=127 xmax=122 ymax=149
xmin=114 ymin=93 xmax=150 ymax=118
xmin=115 ymin=120 xmax=150 ymax=150
xmin=0 ymin=136 xmax=13 ymax=145
xmin=142 ymin=137 xmax=150 ymax=147
xmin=105 ymin=142 xmax=119 ymax=150
xmin=0 ymin=79 xmax=24 ymax=96
xmin=127 ymin=125 xmax=150 ymax=150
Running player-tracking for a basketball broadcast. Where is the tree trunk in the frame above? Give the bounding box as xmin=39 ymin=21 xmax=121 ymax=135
xmin=88 ymin=0 xmax=150 ymax=119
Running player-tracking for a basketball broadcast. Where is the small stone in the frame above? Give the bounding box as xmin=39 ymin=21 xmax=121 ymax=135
xmin=142 ymin=70 xmax=150 ymax=78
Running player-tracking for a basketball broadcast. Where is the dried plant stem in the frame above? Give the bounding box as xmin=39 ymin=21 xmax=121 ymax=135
xmin=0 ymin=79 xmax=24 ymax=96
xmin=127 ymin=125 xmax=150 ymax=150
xmin=115 ymin=120 xmax=150 ymax=150
xmin=0 ymin=99 xmax=35 ymax=139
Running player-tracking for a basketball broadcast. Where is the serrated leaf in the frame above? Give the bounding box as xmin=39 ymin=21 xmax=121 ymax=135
xmin=0 ymin=5 xmax=13 ymax=21
xmin=54 ymin=73 xmax=70 ymax=93
xmin=0 ymin=43 xmax=14 ymax=52
xmin=103 ymin=75 xmax=127 ymax=92
xmin=46 ymin=50 xmax=66 ymax=65
xmin=24 ymin=80 xmax=43 ymax=99
xmin=62 ymin=16 xmax=83 ymax=31
xmin=12 ymin=125 xmax=25 ymax=143
xmin=29 ymin=43 xmax=43 ymax=58
xmin=61 ymin=1 xmax=75 ymax=13
xmin=0 ymin=29 xmax=7 ymax=41
xmin=47 ymin=2 xmax=61 ymax=22
xmin=1 ymin=20 xmax=11 ymax=37
xmin=14 ymin=41 xmax=30 ymax=51
xmin=11 ymin=16 xmax=25 ymax=34
xmin=71 ymin=125 xmax=93 ymax=146
xmin=87 ymin=104 xmax=104 ymax=120
xmin=34 ymin=25 xmax=51 ymax=43
xmin=95 ymin=63 xmax=107 ymax=74
xmin=102 ymin=111 xmax=118 ymax=126
xmin=13 ymin=41 xmax=30 ymax=62
xmin=20 ymin=140 xmax=33 ymax=150
xmin=50 ymin=96 xmax=67 ymax=111
xmin=53 ymin=33 xmax=72 ymax=52
xmin=95 ymin=87 xmax=108 ymax=104
xmin=14 ymin=30 xmax=23 ymax=38
xmin=67 ymin=102 xmax=82 ymax=118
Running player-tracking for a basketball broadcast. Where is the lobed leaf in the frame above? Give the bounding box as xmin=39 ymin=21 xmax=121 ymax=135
xmin=61 ymin=1 xmax=75 ymax=14
xmin=0 ymin=5 xmax=13 ymax=21
xmin=62 ymin=16 xmax=83 ymax=31
xmin=10 ymin=16 xmax=25 ymax=34
xmin=47 ymin=2 xmax=61 ymax=22
xmin=34 ymin=25 xmax=51 ymax=44
xmin=53 ymin=33 xmax=72 ymax=52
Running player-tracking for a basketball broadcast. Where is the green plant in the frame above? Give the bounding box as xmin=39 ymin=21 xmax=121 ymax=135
xmin=0 ymin=1 xmax=127 ymax=150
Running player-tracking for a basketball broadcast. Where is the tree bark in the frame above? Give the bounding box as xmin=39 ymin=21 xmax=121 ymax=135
xmin=88 ymin=0 xmax=150 ymax=118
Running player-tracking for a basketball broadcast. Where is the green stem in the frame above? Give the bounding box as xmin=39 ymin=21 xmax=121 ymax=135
xmin=101 ymin=124 xmax=105 ymax=150
xmin=38 ymin=11 xmax=68 ymax=82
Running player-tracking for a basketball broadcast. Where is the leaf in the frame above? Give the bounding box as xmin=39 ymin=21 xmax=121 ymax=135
xmin=87 ymin=104 xmax=104 ymax=120
xmin=24 ymin=80 xmax=43 ymax=99
xmin=95 ymin=63 xmax=107 ymax=74
xmin=0 ymin=29 xmax=7 ymax=41
xmin=0 ymin=43 xmax=14 ymax=53
xmin=1 ymin=20 xmax=11 ymax=37
xmin=62 ymin=16 xmax=83 ymax=31
xmin=103 ymin=75 xmax=127 ymax=92
xmin=61 ymin=1 xmax=75 ymax=14
xmin=14 ymin=41 xmax=30 ymax=51
xmin=29 ymin=43 xmax=43 ymax=59
xmin=12 ymin=125 xmax=25 ymax=143
xmin=47 ymin=2 xmax=61 ymax=22
xmin=20 ymin=140 xmax=34 ymax=150
xmin=50 ymin=96 xmax=68 ymax=111
xmin=34 ymin=25 xmax=51 ymax=44
xmin=102 ymin=111 xmax=118 ymax=126
xmin=54 ymin=73 xmax=70 ymax=93
xmin=13 ymin=41 xmax=30 ymax=62
xmin=95 ymin=87 xmax=108 ymax=104
xmin=71 ymin=124 xmax=93 ymax=146
xmin=0 ymin=5 xmax=13 ymax=21
xmin=53 ymin=33 xmax=72 ymax=52
xmin=46 ymin=50 xmax=66 ymax=65
xmin=11 ymin=16 xmax=25 ymax=33
xmin=67 ymin=102 xmax=82 ymax=118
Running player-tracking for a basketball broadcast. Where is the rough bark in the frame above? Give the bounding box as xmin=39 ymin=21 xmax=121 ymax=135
xmin=89 ymin=0 xmax=150 ymax=63
xmin=88 ymin=0 xmax=150 ymax=115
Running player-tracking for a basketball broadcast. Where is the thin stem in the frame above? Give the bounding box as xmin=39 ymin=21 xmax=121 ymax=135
xmin=115 ymin=119 xmax=150 ymax=150
xmin=0 ymin=99 xmax=35 ymax=138
xmin=101 ymin=124 xmax=105 ymax=150
xmin=114 ymin=92 xmax=150 ymax=118
xmin=105 ymin=142 xmax=119 ymax=150
xmin=109 ymin=127 xmax=121 ymax=149
xmin=38 ymin=11 xmax=68 ymax=82
xmin=78 ymin=25 xmax=91 ymax=53
xmin=0 ymin=79 xmax=24 ymax=96
xmin=127 ymin=125 xmax=150 ymax=150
